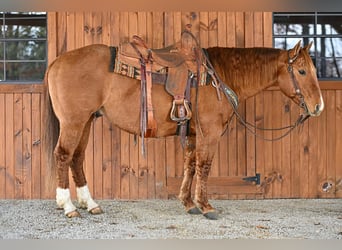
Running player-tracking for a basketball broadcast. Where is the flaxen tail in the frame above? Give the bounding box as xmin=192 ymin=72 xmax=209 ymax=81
xmin=42 ymin=66 xmax=60 ymax=198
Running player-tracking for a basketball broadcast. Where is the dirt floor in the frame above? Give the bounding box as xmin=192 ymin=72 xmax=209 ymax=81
xmin=0 ymin=198 xmax=341 ymax=239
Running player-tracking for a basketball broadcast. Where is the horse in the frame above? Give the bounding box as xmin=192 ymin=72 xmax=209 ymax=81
xmin=44 ymin=40 xmax=324 ymax=220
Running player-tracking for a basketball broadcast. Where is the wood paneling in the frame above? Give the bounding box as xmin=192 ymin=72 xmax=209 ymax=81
xmin=0 ymin=12 xmax=341 ymax=200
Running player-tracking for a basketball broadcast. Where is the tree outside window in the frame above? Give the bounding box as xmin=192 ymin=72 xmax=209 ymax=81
xmin=0 ymin=12 xmax=47 ymax=83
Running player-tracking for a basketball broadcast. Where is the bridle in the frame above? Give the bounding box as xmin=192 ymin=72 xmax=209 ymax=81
xmin=287 ymin=50 xmax=309 ymax=116
xmin=203 ymin=48 xmax=311 ymax=141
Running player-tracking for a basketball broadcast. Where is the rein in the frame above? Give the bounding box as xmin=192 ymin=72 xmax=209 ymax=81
xmin=203 ymin=48 xmax=310 ymax=142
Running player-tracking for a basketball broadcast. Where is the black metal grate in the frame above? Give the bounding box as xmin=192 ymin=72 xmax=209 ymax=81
xmin=0 ymin=12 xmax=47 ymax=83
xmin=273 ymin=12 xmax=342 ymax=79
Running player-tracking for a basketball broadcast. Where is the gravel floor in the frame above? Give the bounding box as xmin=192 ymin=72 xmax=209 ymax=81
xmin=0 ymin=199 xmax=341 ymax=239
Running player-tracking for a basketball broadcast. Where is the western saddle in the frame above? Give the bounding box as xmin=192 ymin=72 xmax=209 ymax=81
xmin=117 ymin=29 xmax=204 ymax=139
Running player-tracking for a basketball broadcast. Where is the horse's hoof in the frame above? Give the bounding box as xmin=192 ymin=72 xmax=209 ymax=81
xmin=89 ymin=206 xmax=103 ymax=215
xmin=187 ymin=207 xmax=202 ymax=215
xmin=203 ymin=211 xmax=219 ymax=220
xmin=66 ymin=210 xmax=81 ymax=218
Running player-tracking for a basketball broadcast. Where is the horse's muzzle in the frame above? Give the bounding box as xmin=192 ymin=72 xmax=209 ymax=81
xmin=309 ymin=95 xmax=324 ymax=117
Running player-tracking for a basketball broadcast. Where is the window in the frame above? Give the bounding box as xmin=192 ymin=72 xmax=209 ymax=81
xmin=273 ymin=12 xmax=342 ymax=79
xmin=0 ymin=12 xmax=47 ymax=83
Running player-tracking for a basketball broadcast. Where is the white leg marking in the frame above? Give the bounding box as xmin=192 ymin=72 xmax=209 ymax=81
xmin=56 ymin=188 xmax=77 ymax=215
xmin=76 ymin=185 xmax=99 ymax=212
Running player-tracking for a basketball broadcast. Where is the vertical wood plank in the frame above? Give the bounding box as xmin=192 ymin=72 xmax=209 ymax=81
xmin=199 ymin=12 xmax=209 ymax=47
xmin=137 ymin=11 xmax=148 ymax=199
xmin=47 ymin=12 xmax=57 ymax=64
xmin=119 ymin=12 xmax=130 ymax=200
xmin=326 ymin=90 xmax=336 ymax=198
xmin=235 ymin=12 xmax=244 ymax=47
xmin=31 ymin=94 xmax=41 ymax=199
xmin=281 ymin=96 xmax=291 ymax=198
xmin=299 ymin=115 xmax=310 ymax=198
xmin=155 ymin=138 xmax=167 ymax=198
xmin=102 ymin=119 xmax=112 ymax=199
xmin=308 ymin=105 xmax=319 ymax=198
xmin=255 ymin=92 xmax=265 ymax=199
xmin=120 ymin=130 xmax=130 ymax=199
xmin=110 ymin=12 xmax=121 ymax=199
xmin=263 ymin=12 xmax=273 ymax=47
xmin=0 ymin=94 xmax=5 ymax=198
xmin=56 ymin=12 xmax=67 ymax=56
xmin=84 ymin=12 xmax=94 ymax=46
xmin=75 ymin=12 xmax=84 ymax=49
xmin=271 ymin=91 xmax=283 ymax=198
xmin=128 ymin=12 xmax=139 ymax=200
xmin=5 ymin=94 xmax=14 ymax=198
xmin=129 ymin=135 xmax=139 ymax=199
xmin=290 ymin=104 xmax=300 ymax=197
xmin=217 ymin=12 xmax=227 ymax=47
xmin=138 ymin=136 xmax=148 ymax=199
xmin=111 ymin=124 xmax=121 ymax=199
xmin=22 ymin=94 xmax=32 ymax=199
xmin=335 ymin=90 xmax=342 ymax=198
xmin=317 ymin=91 xmax=327 ymax=198
xmin=244 ymin=12 xmax=256 ymax=185
xmin=263 ymin=91 xmax=274 ymax=198
xmin=253 ymin=12 xmax=264 ymax=46
xmin=66 ymin=12 xmax=76 ymax=51
xmin=102 ymin=12 xmax=111 ymax=46
xmin=102 ymin=5 xmax=113 ymax=197
xmin=14 ymin=93 xmax=23 ymax=198
xmin=84 ymin=121 xmax=94 ymax=196
xmin=226 ymin=12 xmax=236 ymax=47
xmin=93 ymin=116 xmax=103 ymax=199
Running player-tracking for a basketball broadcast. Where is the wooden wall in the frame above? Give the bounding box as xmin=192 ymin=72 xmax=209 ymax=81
xmin=0 ymin=12 xmax=341 ymax=200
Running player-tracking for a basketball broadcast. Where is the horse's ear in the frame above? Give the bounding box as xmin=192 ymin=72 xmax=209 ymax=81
xmin=290 ymin=40 xmax=302 ymax=57
xmin=304 ymin=41 xmax=313 ymax=52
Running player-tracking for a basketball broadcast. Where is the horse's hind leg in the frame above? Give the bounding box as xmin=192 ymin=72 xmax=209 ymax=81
xmin=55 ymin=123 xmax=85 ymax=217
xmin=178 ymin=136 xmax=201 ymax=215
xmin=55 ymin=118 xmax=100 ymax=217
xmin=71 ymin=117 xmax=102 ymax=215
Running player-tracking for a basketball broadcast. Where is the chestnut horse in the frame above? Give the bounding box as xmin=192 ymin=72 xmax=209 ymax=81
xmin=44 ymin=40 xmax=324 ymax=219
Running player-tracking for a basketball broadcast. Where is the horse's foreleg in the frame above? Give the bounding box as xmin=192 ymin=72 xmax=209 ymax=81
xmin=195 ymin=158 xmax=217 ymax=219
xmin=71 ymin=118 xmax=102 ymax=215
xmin=178 ymin=137 xmax=201 ymax=215
xmin=194 ymin=138 xmax=219 ymax=220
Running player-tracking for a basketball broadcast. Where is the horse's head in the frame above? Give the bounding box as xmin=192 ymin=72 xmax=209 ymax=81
xmin=277 ymin=41 xmax=324 ymax=117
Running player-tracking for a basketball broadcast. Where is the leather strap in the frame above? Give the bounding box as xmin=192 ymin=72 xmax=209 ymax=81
xmin=144 ymin=62 xmax=157 ymax=137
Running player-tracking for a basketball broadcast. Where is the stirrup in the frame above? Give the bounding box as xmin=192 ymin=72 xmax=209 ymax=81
xmin=170 ymin=99 xmax=192 ymax=122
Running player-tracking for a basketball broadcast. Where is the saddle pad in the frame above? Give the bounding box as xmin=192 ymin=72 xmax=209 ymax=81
xmin=110 ymin=46 xmax=209 ymax=85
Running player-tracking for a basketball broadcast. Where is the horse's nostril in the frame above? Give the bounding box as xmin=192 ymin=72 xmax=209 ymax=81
xmin=314 ymin=103 xmax=323 ymax=115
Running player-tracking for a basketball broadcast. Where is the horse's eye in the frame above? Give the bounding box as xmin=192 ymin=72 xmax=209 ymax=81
xmin=298 ymin=69 xmax=306 ymax=75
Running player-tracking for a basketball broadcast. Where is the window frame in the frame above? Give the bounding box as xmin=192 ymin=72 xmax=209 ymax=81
xmin=273 ymin=12 xmax=342 ymax=81
xmin=0 ymin=12 xmax=47 ymax=84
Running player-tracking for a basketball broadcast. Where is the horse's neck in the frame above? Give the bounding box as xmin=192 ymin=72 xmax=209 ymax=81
xmin=209 ymin=47 xmax=282 ymax=101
